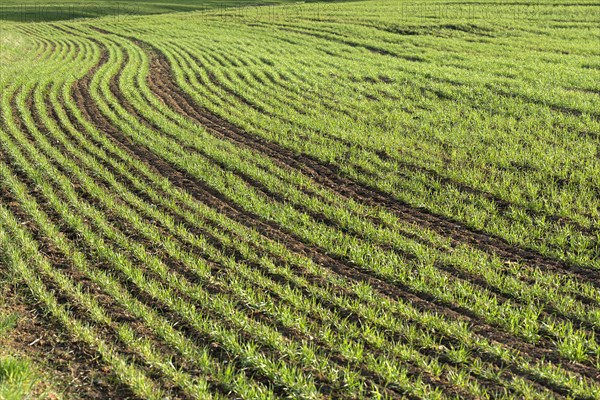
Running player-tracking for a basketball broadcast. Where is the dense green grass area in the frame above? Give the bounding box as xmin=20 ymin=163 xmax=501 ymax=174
xmin=1 ymin=0 xmax=599 ymax=398
xmin=0 ymin=355 xmax=37 ymax=400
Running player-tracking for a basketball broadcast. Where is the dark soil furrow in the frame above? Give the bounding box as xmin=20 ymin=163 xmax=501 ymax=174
xmin=113 ymin=31 xmax=600 ymax=242
xmin=108 ymin=69 xmax=600 ymax=345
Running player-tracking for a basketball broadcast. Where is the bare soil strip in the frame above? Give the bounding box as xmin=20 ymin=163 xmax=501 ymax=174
xmin=118 ymin=54 xmax=600 ymax=354
xmin=46 ymin=89 xmax=555 ymax=399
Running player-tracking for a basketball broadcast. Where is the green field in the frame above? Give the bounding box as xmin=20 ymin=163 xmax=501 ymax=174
xmin=1 ymin=0 xmax=600 ymax=398
xmin=0 ymin=0 xmax=338 ymax=22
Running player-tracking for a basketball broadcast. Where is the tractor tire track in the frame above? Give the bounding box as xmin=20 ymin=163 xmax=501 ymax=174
xmin=51 ymin=62 xmax=572 ymax=398
xmin=134 ymin=41 xmax=600 ymax=385
xmin=161 ymin=40 xmax=600 ymax=274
